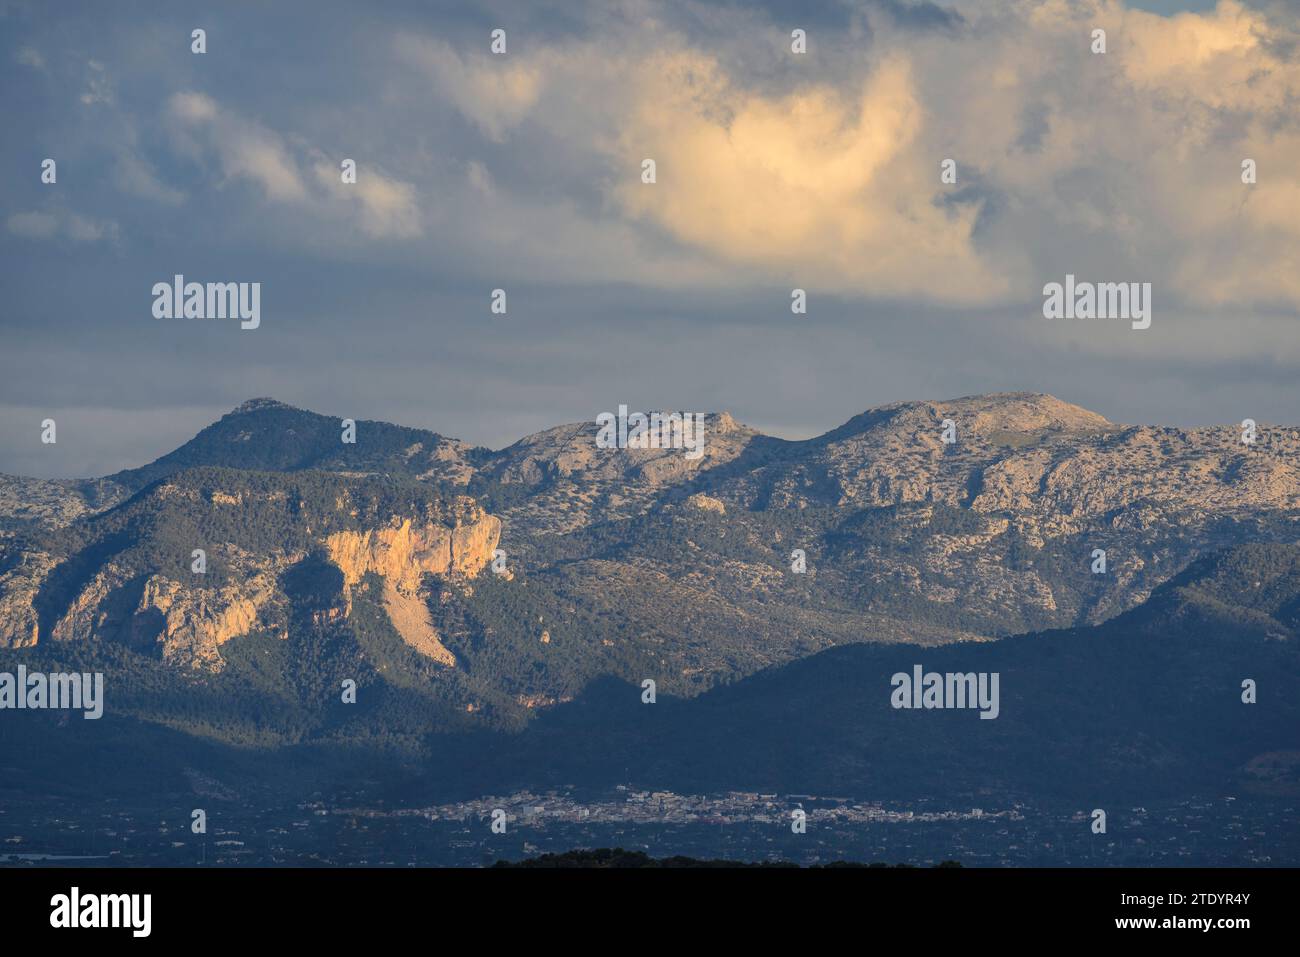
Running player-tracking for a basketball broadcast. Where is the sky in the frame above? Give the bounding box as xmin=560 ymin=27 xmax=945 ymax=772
xmin=2 ymin=0 xmax=1298 ymax=478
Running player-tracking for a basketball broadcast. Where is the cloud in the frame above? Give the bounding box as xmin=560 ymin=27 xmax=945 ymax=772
xmin=393 ymin=36 xmax=545 ymax=142
xmin=168 ymin=92 xmax=307 ymax=202
xmin=1118 ymin=0 xmax=1278 ymax=106
xmin=311 ymin=157 xmax=422 ymax=239
xmin=63 ymin=213 xmax=117 ymax=242
xmin=386 ymin=0 xmax=1300 ymax=309
xmin=608 ymin=50 xmax=1008 ymax=302
xmin=6 ymin=210 xmax=119 ymax=243
xmin=16 ymin=47 xmax=45 ymax=70
xmin=165 ymin=92 xmax=424 ymax=238
xmin=111 ymin=148 xmax=186 ymax=206
xmin=79 ymin=59 xmax=113 ymax=106
xmin=873 ymin=0 xmax=966 ymax=31
xmin=5 ymin=212 xmax=57 ymax=240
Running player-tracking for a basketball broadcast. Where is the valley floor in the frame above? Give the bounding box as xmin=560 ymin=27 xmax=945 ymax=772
xmin=2 ymin=790 xmax=1292 ymax=868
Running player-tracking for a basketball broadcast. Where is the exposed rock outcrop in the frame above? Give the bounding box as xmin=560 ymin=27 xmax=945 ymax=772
xmin=323 ymin=502 xmax=501 ymax=593
xmin=0 ymin=487 xmax=501 ymax=672
xmin=322 ymin=501 xmax=500 ymax=665
xmin=131 ymin=571 xmax=280 ymax=671
xmin=0 ymin=550 xmax=55 ymax=647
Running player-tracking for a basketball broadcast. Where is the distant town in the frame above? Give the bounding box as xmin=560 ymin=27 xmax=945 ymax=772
xmin=2 ymin=788 xmax=1291 ymax=868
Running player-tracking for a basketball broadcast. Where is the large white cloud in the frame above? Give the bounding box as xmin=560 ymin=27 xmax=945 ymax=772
xmin=393 ymin=0 xmax=1300 ymax=310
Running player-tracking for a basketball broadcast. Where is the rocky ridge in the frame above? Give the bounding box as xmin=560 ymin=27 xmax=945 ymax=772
xmin=1 ymin=392 xmax=1296 ymax=691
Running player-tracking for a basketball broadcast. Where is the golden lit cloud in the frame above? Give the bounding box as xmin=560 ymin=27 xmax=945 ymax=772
xmin=397 ymin=0 xmax=1300 ymax=311
xmin=609 ymin=51 xmax=1010 ymax=302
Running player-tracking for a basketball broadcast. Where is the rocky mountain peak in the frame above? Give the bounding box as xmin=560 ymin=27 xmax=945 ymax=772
xmin=231 ymin=397 xmax=297 ymax=415
xmin=827 ymin=392 xmax=1111 ymax=443
xmin=933 ymin=392 xmax=1112 ymax=433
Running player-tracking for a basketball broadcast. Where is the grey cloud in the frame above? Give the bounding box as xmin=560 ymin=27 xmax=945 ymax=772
xmin=2 ymin=0 xmax=1298 ymax=480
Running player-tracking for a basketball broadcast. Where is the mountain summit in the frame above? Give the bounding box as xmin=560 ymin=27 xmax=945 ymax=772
xmin=101 ymin=397 xmax=484 ymax=495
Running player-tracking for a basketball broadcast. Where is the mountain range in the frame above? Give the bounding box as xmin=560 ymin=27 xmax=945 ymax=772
xmin=1 ymin=392 xmax=1298 ymax=810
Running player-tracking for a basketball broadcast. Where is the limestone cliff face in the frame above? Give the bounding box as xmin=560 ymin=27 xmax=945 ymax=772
xmin=49 ymin=563 xmax=131 ymax=644
xmin=0 ymin=550 xmax=55 ymax=647
xmin=323 ymin=499 xmax=501 ymax=595
xmin=322 ymin=500 xmax=500 ymax=666
xmin=132 ymin=572 xmax=280 ymax=671
xmin=0 ymin=493 xmax=500 ymax=673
